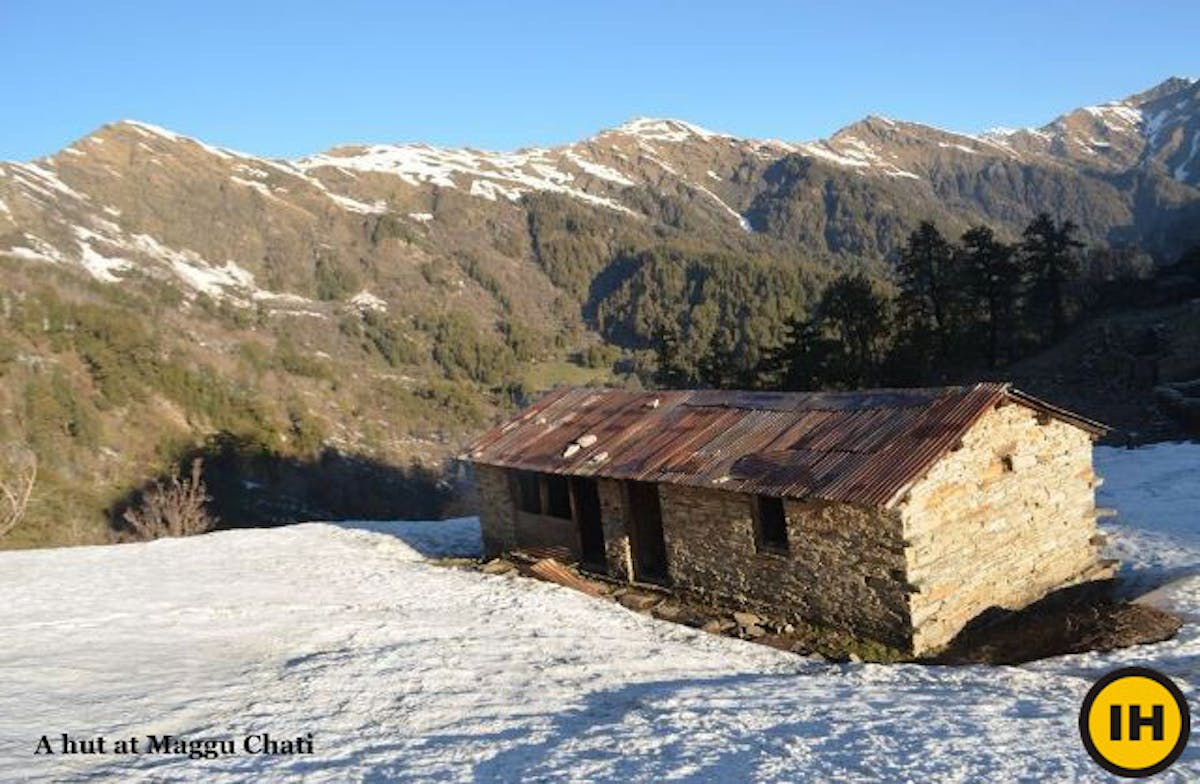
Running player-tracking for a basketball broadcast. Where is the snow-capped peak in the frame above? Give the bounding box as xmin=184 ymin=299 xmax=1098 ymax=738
xmin=105 ymin=119 xmax=240 ymax=160
xmin=1079 ymin=102 xmax=1144 ymax=127
xmin=116 ymin=119 xmax=186 ymax=141
xmin=606 ymin=117 xmax=728 ymax=143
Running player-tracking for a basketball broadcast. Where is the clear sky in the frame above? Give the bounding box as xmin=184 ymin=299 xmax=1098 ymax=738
xmin=2 ymin=0 xmax=1197 ymax=161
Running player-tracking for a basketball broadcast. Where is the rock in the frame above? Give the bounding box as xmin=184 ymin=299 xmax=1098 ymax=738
xmin=701 ymin=618 xmax=737 ymax=634
xmin=679 ymin=611 xmax=709 ymax=628
xmin=733 ymin=611 xmax=762 ymax=628
xmin=481 ymin=560 xmax=514 ymax=575
xmin=783 ymin=623 xmax=795 ymax=634
xmin=743 ymin=624 xmax=767 ymax=638
xmin=849 ymin=653 xmax=863 ymax=663
xmin=651 ymin=603 xmax=686 ymax=622
xmin=618 ymin=592 xmax=662 ymax=612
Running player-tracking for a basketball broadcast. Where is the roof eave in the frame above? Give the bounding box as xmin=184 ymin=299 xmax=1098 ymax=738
xmin=1006 ymin=387 xmax=1110 ymax=437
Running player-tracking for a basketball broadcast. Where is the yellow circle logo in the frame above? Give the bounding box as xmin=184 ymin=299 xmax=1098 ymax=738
xmin=1079 ymin=666 xmax=1190 ymax=778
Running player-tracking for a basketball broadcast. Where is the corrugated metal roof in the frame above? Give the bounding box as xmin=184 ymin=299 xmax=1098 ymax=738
xmin=464 ymin=383 xmax=1107 ymax=508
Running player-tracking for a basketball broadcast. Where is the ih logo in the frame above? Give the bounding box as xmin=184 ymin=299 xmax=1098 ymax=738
xmin=1079 ymin=666 xmax=1190 ymax=777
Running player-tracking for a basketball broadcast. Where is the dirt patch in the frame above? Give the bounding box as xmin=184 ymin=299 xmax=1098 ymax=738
xmin=925 ymin=599 xmax=1182 ymax=665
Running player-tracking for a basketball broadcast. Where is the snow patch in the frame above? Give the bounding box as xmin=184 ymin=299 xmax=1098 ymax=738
xmin=470 ymin=179 xmax=522 ymax=202
xmin=2 ymin=445 xmax=1200 ymax=782
xmin=128 ymin=233 xmax=255 ymax=297
xmin=1082 ymin=103 xmax=1144 ymax=128
xmin=120 ymin=120 xmax=234 ymax=159
xmin=297 ymin=143 xmax=636 ymax=216
xmin=74 ymin=228 xmax=132 ymax=283
xmin=1174 ymin=131 xmax=1200 ymax=181
xmin=797 ymin=138 xmax=921 ymax=179
xmin=937 ymin=142 xmax=979 ymax=155
xmin=230 ymin=176 xmax=285 ymax=201
xmin=564 ymin=151 xmax=636 ymax=186
xmin=327 ymin=192 xmax=388 ymax=214
xmin=351 ymin=291 xmax=388 ymax=312
xmin=609 ymin=117 xmax=728 ymax=143
xmin=232 ymin=163 xmax=270 ymax=180
xmin=8 ymin=162 xmax=89 ymax=202
xmin=2 ymin=233 xmax=66 ymax=264
xmin=692 ymin=184 xmax=751 ymax=232
xmin=796 ymin=142 xmax=871 ymax=168
xmin=408 ymin=212 xmax=434 ymax=223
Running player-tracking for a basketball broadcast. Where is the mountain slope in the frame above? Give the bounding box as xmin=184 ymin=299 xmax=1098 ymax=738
xmin=0 ymin=77 xmax=1198 ymax=547
xmin=4 ymin=76 xmax=1199 ymax=302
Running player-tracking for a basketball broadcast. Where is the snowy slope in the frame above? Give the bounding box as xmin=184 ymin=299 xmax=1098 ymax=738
xmin=1 ymin=445 xmax=1198 ymax=783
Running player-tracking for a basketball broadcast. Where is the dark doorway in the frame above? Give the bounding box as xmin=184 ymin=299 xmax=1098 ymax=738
xmin=570 ymin=477 xmax=607 ymax=570
xmin=625 ymin=481 xmax=669 ymax=584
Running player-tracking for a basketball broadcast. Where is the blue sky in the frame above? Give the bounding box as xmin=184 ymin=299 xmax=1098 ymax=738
xmin=2 ymin=1 xmax=1197 ymax=161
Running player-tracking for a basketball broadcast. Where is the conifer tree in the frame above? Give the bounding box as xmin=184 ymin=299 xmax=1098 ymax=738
xmin=697 ymin=325 xmax=741 ymax=389
xmin=896 ymin=221 xmax=957 ymax=363
xmin=767 ymin=272 xmax=891 ymax=390
xmin=816 ymin=272 xmax=891 ymax=386
xmin=651 ymin=321 xmax=693 ymax=388
xmin=960 ymin=226 xmax=1022 ymax=368
xmin=1021 ymin=213 xmax=1083 ymax=341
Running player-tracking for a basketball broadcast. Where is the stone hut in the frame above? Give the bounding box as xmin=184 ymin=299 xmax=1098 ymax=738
xmin=463 ymin=383 xmax=1114 ymax=655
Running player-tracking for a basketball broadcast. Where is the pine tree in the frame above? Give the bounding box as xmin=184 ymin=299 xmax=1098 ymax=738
xmin=697 ymin=325 xmax=740 ymax=389
xmin=1021 ymin=213 xmax=1083 ymax=342
xmin=896 ymin=221 xmax=957 ymax=363
xmin=650 ymin=321 xmax=693 ymax=388
xmin=815 ymin=273 xmax=891 ymax=387
xmin=766 ymin=317 xmax=832 ymax=391
xmin=960 ymin=226 xmax=1022 ymax=368
xmin=765 ymin=273 xmax=891 ymax=390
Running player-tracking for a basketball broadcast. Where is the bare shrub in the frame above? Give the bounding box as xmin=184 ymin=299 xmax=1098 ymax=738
xmin=123 ymin=458 xmax=216 ymax=539
xmin=0 ymin=444 xmax=37 ymax=539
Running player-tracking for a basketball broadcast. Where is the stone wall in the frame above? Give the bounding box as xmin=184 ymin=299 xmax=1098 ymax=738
xmin=597 ymin=478 xmax=632 ymax=581
xmin=513 ymin=511 xmax=580 ymax=554
xmin=657 ymin=485 xmax=913 ymax=650
xmin=477 ymin=464 xmax=516 ymax=559
xmin=900 ymin=402 xmax=1108 ymax=654
xmin=477 ymin=464 xmax=595 ymax=559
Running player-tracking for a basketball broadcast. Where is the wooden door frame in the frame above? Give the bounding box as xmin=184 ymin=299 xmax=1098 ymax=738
xmin=621 ymin=479 xmax=669 ymax=585
xmin=568 ymin=476 xmax=607 ymax=571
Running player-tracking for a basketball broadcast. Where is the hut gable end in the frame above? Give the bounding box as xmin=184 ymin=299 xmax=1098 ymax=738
xmin=900 ymin=402 xmax=1109 ymax=652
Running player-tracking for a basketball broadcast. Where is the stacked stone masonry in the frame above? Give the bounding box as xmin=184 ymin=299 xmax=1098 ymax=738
xmin=900 ymin=402 xmax=1107 ymax=653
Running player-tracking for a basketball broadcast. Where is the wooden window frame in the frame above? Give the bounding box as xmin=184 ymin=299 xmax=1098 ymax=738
xmin=543 ymin=474 xmax=572 ymax=520
xmin=512 ymin=470 xmax=543 ymax=515
xmin=510 ymin=470 xmax=573 ymax=521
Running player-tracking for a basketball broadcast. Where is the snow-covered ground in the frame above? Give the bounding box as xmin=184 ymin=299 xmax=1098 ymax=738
xmin=1 ymin=445 xmax=1198 ymax=782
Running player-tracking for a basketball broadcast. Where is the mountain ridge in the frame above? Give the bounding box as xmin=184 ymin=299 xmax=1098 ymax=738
xmin=1 ymin=76 xmax=1199 ymax=547
xmin=5 ymin=77 xmax=1198 ymax=298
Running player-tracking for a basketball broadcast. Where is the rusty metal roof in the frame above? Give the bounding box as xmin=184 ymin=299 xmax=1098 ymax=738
xmin=464 ymin=383 xmax=1106 ymax=508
